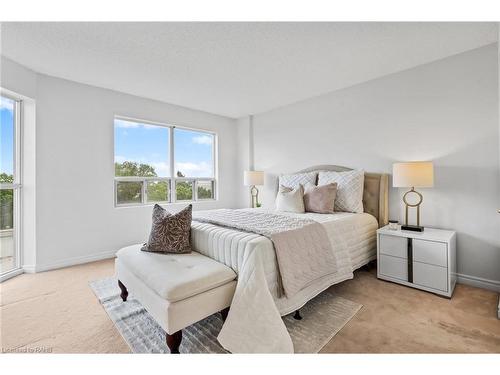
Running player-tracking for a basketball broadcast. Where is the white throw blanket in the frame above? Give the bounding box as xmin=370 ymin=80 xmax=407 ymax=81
xmin=191 ymin=209 xmax=346 ymax=353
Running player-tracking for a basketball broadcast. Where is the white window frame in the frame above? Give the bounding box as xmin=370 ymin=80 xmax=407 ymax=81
xmin=0 ymin=93 xmax=23 ymax=281
xmin=113 ymin=116 xmax=217 ymax=207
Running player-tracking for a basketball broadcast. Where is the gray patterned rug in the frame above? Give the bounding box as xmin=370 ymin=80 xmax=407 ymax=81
xmin=90 ymin=277 xmax=362 ymax=353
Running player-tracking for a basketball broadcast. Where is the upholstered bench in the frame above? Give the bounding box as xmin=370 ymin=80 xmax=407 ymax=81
xmin=115 ymin=244 xmax=237 ymax=353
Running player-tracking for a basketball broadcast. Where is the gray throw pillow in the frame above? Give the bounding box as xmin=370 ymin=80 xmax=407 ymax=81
xmin=141 ymin=204 xmax=192 ymax=254
xmin=303 ymin=183 xmax=337 ymax=214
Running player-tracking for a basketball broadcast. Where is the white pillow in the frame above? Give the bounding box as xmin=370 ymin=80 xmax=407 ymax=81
xmin=275 ymin=185 xmax=305 ymax=213
xmin=318 ymin=170 xmax=364 ymax=213
xmin=279 ymin=172 xmax=317 ymax=190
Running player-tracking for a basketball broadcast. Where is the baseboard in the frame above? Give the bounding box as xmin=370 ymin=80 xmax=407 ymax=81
xmin=23 ymin=250 xmax=117 ymax=273
xmin=22 ymin=264 xmax=36 ymax=273
xmin=457 ymin=273 xmax=500 ymax=293
xmin=0 ymin=268 xmax=24 ymax=282
xmin=18 ymin=252 xmax=500 ymax=294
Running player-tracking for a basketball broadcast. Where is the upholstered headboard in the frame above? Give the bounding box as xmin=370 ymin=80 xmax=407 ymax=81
xmin=295 ymin=165 xmax=389 ymax=228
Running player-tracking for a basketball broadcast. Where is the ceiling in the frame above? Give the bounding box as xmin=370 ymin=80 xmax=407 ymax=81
xmin=1 ymin=22 xmax=497 ymax=118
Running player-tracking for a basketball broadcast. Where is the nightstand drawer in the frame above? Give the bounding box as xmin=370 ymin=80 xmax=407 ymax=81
xmin=413 ymin=239 xmax=447 ymax=267
xmin=379 ymin=255 xmax=408 ymax=281
xmin=379 ymin=234 xmax=407 ymax=259
xmin=413 ymin=262 xmax=448 ymax=292
xmin=377 ymin=227 xmax=456 ymax=298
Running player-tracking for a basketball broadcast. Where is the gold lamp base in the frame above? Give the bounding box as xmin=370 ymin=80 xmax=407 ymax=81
xmin=250 ymin=185 xmax=260 ymax=208
xmin=401 ymin=187 xmax=424 ymax=232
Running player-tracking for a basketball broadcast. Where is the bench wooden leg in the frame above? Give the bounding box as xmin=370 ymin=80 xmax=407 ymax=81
xmin=118 ymin=280 xmax=128 ymax=302
xmin=293 ymin=310 xmax=302 ymax=320
xmin=220 ymin=307 xmax=230 ymax=322
xmin=166 ymin=330 xmax=182 ymax=354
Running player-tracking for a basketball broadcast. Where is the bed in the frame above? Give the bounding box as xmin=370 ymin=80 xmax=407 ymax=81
xmin=190 ymin=165 xmax=389 ymax=353
xmin=192 ymin=210 xmax=379 ymax=314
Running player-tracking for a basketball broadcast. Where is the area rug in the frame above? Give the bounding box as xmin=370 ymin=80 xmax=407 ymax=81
xmin=89 ymin=277 xmax=361 ymax=353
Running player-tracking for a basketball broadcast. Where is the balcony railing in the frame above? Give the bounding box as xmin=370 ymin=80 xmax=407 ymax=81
xmin=114 ymin=177 xmax=216 ymax=206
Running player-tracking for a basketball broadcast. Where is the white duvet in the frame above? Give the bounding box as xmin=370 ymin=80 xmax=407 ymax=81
xmin=191 ymin=208 xmax=378 ymax=353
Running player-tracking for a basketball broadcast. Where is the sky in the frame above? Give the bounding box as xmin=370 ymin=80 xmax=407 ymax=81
xmin=0 ymin=96 xmax=15 ymax=176
xmin=114 ymin=119 xmax=214 ymax=178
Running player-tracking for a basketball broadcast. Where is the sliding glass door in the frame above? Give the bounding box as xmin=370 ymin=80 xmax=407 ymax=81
xmin=0 ymin=95 xmax=21 ymax=279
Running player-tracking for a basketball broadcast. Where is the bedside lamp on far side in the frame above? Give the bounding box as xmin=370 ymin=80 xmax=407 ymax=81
xmin=244 ymin=171 xmax=264 ymax=208
xmin=392 ymin=161 xmax=434 ymax=232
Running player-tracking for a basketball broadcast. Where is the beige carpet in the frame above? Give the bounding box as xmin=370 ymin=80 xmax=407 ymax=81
xmin=1 ymin=258 xmax=499 ymax=353
xmin=90 ymin=277 xmax=361 ymax=353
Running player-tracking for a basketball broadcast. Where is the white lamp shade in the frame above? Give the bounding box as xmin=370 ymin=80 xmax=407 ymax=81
xmin=393 ymin=162 xmax=434 ymax=188
xmin=244 ymin=170 xmax=264 ymax=186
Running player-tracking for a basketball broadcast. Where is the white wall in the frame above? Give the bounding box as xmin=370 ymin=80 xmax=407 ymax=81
xmin=0 ymin=57 xmax=37 ymax=98
xmin=235 ymin=116 xmax=252 ymax=208
xmin=1 ymin=57 xmax=239 ymax=271
xmin=239 ymin=44 xmax=500 ymax=287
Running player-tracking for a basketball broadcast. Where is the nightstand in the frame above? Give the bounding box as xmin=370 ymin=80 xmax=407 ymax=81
xmin=377 ymin=226 xmax=457 ymax=298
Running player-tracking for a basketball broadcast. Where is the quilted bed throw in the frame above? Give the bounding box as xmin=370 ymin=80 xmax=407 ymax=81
xmin=192 ymin=209 xmax=338 ymax=297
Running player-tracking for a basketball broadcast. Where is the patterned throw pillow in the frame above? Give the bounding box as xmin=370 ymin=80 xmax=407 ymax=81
xmin=318 ymin=170 xmax=364 ymax=213
xmin=141 ymin=204 xmax=192 ymax=254
xmin=279 ymin=172 xmax=317 ymax=190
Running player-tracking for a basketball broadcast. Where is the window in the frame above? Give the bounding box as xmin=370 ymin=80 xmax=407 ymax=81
xmin=0 ymin=94 xmax=21 ymax=278
xmin=114 ymin=118 xmax=216 ymax=206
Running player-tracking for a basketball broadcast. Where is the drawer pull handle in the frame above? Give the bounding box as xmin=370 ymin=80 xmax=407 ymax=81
xmin=407 ymin=238 xmax=413 ymax=283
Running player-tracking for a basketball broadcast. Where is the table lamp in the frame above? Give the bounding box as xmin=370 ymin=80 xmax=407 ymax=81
xmin=244 ymin=171 xmax=264 ymax=208
xmin=392 ymin=161 xmax=434 ymax=232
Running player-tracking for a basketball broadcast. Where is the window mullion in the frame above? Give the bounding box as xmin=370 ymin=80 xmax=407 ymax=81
xmin=141 ymin=179 xmax=146 ymax=204
xmin=170 ymin=127 xmax=175 ymax=203
xmin=14 ymin=99 xmax=21 ymax=186
xmin=167 ymin=178 xmax=171 ymax=203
